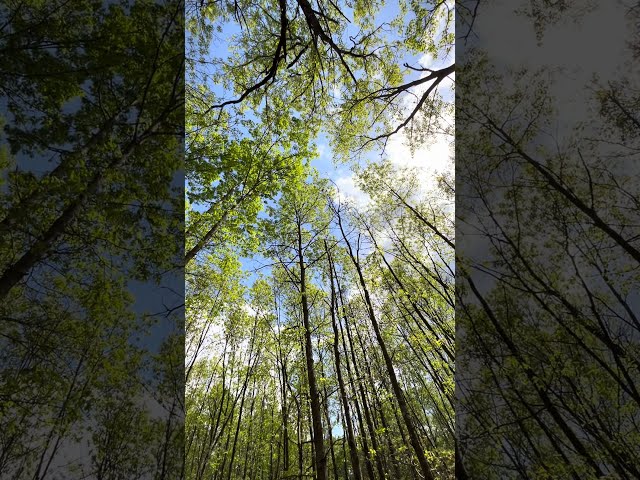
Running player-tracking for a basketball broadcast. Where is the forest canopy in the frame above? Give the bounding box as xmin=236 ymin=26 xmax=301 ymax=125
xmin=185 ymin=1 xmax=455 ymax=479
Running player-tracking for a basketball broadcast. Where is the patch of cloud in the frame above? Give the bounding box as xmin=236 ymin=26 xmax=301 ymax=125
xmin=418 ymin=52 xmax=436 ymax=69
xmin=384 ymin=87 xmax=454 ymax=195
xmin=385 ymin=125 xmax=452 ymax=182
xmin=316 ymin=142 xmax=327 ymax=159
xmin=330 ymin=96 xmax=453 ymax=211
xmin=325 ymin=38 xmax=455 ymax=212
xmin=334 ymin=172 xmax=371 ymax=208
xmin=242 ymin=303 xmax=257 ymax=317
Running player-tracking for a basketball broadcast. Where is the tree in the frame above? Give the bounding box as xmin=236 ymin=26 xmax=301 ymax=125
xmin=456 ymin=1 xmax=640 ymax=477
xmin=0 ymin=1 xmax=185 ymax=477
xmin=185 ymin=1 xmax=456 ymax=479
xmin=187 ymin=0 xmax=454 ymax=160
xmin=264 ymin=170 xmax=332 ymax=480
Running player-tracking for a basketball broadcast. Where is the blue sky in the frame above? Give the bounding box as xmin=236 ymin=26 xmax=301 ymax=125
xmin=186 ymin=0 xmax=455 ymax=333
xmin=185 ymin=1 xmax=455 ymax=435
xmin=186 ymin=0 xmax=455 ymax=293
xmin=187 ymin=0 xmax=454 ymax=210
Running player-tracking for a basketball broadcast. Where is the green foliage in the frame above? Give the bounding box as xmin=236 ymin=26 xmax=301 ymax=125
xmin=0 ymin=0 xmax=184 ymax=477
xmin=456 ymin=4 xmax=640 ymax=477
xmin=187 ymin=0 xmax=454 ymax=161
xmin=185 ymin=1 xmax=455 ymax=479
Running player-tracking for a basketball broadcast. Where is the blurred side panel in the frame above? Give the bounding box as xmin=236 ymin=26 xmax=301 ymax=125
xmin=0 ymin=1 xmax=185 ymax=478
xmin=456 ymin=1 xmax=640 ymax=478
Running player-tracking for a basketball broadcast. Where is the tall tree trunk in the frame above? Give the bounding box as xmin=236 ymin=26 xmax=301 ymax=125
xmin=184 ymin=209 xmax=231 ymax=264
xmin=335 ymin=273 xmax=376 ymax=480
xmin=325 ymin=240 xmax=362 ymax=480
xmin=297 ymin=222 xmax=327 ymax=480
xmin=241 ymin=381 xmax=257 ymax=480
xmin=336 ymin=214 xmax=435 ymax=480
xmin=226 ymin=319 xmax=260 ymax=480
xmin=280 ymin=358 xmax=290 ymax=474
xmin=322 ymin=382 xmax=339 ymax=480
xmin=0 ymin=110 xmax=172 ymax=299
xmin=0 ymin=112 xmax=118 ymax=232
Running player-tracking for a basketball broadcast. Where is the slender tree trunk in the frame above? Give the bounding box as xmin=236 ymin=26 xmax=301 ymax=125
xmin=0 ymin=112 xmax=170 ymax=299
xmin=336 ymin=215 xmax=435 ymax=480
xmin=184 ymin=209 xmax=231 ymax=264
xmin=325 ymin=240 xmax=362 ymax=480
xmin=0 ymin=113 xmax=118 ymax=232
xmin=227 ymin=370 xmax=252 ymax=480
xmin=465 ymin=275 xmax=605 ymax=477
xmin=335 ymin=275 xmax=376 ymax=480
xmin=295 ymin=391 xmax=304 ymax=480
xmin=342 ymin=434 xmax=349 ymax=480
xmin=297 ymin=222 xmax=327 ymax=480
xmin=241 ymin=381 xmax=257 ymax=479
xmin=322 ymin=383 xmax=339 ymax=480
xmin=282 ymin=361 xmax=290 ymax=473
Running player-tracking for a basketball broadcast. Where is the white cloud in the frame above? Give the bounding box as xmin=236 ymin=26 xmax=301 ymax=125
xmin=316 ymin=142 xmax=327 ymax=159
xmin=331 ymin=91 xmax=453 ymax=209
xmin=334 ymin=172 xmax=371 ymax=208
xmin=384 ymin=70 xmax=454 ymax=195
xmin=242 ymin=303 xmax=257 ymax=317
xmin=385 ymin=124 xmax=452 ymax=191
xmin=327 ymin=41 xmax=454 ymax=210
xmin=418 ymin=52 xmax=436 ymax=69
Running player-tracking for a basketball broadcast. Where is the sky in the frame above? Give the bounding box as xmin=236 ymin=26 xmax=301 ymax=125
xmin=186 ymin=1 xmax=455 ymax=361
xmin=192 ymin=1 xmax=455 ymax=196
xmin=185 ymin=1 xmax=456 ymax=437
xmin=458 ymin=0 xmax=635 ymax=296
xmin=191 ymin=0 xmax=455 ymax=226
xmin=474 ymin=0 xmax=631 ymax=132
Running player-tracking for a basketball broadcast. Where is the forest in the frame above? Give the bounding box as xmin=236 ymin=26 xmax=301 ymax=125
xmin=0 ymin=0 xmax=638 ymax=479
xmin=456 ymin=1 xmax=640 ymax=478
xmin=0 ymin=1 xmax=184 ymax=478
xmin=185 ymin=0 xmax=455 ymax=479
